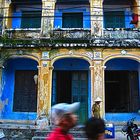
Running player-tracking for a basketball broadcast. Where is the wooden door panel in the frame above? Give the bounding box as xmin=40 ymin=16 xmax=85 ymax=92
xmin=13 ymin=70 xmax=37 ymax=112
xmin=72 ymin=71 xmax=88 ymax=124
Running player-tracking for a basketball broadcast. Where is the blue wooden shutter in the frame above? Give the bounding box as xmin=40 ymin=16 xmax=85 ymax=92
xmin=62 ymin=13 xmax=83 ymax=28
xmin=104 ymin=11 xmax=125 ymax=28
xmin=21 ymin=11 xmax=41 ymax=28
xmin=72 ymin=71 xmax=88 ymax=124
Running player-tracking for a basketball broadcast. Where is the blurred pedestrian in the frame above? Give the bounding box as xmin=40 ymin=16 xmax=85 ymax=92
xmin=85 ymin=117 xmax=105 ymax=140
xmin=92 ymin=97 xmax=102 ymax=118
xmin=46 ymin=102 xmax=80 ymax=140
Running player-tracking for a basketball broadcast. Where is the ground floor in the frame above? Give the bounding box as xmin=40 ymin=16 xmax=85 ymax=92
xmin=0 ymin=48 xmax=140 ymax=124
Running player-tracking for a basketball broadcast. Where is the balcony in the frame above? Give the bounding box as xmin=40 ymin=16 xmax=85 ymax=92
xmin=4 ymin=28 xmax=41 ymax=39
xmin=1 ymin=27 xmax=140 ymax=48
xmin=103 ymin=28 xmax=140 ymax=39
xmin=51 ymin=28 xmax=91 ymax=40
xmin=89 ymin=28 xmax=140 ymax=47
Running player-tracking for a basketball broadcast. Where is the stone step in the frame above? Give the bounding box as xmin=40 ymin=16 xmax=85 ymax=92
xmin=33 ymin=128 xmax=87 ymax=140
xmin=34 ymin=130 xmax=86 ymax=137
xmin=32 ymin=136 xmax=87 ymax=140
xmin=32 ymin=136 xmax=46 ymax=140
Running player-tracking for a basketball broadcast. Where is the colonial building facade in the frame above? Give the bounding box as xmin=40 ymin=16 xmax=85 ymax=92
xmin=0 ymin=0 xmax=140 ymax=124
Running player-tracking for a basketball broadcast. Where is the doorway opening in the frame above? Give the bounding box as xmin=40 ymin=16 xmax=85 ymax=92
xmin=52 ymin=58 xmax=90 ymax=123
xmin=105 ymin=70 xmax=139 ymax=112
xmin=105 ymin=58 xmax=140 ymax=114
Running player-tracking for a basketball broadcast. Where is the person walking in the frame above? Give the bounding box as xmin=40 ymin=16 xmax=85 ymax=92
xmin=92 ymin=97 xmax=102 ymax=118
xmin=85 ymin=117 xmax=105 ymax=140
xmin=46 ymin=102 xmax=80 ymax=140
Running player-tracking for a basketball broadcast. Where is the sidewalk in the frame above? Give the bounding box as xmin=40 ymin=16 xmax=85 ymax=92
xmin=105 ymin=131 xmax=126 ymax=140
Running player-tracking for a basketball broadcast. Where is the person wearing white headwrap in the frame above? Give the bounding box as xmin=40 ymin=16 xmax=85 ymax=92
xmin=92 ymin=97 xmax=102 ymax=118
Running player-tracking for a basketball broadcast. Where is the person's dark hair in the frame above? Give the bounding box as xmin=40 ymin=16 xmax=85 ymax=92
xmin=85 ymin=117 xmax=105 ymax=140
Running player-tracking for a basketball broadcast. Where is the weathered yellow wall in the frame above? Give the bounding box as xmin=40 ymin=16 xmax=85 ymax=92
xmin=36 ymin=48 xmax=140 ymax=117
xmin=1 ymin=47 xmax=140 ymax=119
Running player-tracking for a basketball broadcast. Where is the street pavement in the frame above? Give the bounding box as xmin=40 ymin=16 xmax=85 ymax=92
xmin=106 ymin=131 xmax=126 ymax=140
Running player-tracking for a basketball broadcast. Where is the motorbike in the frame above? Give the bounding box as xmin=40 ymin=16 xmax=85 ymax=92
xmin=122 ymin=117 xmax=140 ymax=140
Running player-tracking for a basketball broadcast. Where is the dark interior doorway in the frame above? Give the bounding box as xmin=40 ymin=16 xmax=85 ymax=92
xmin=56 ymin=71 xmax=72 ymax=103
xmin=105 ymin=70 xmax=139 ymax=113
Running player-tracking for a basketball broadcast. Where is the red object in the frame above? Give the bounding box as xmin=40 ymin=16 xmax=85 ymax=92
xmin=130 ymin=13 xmax=138 ymax=24
xmin=46 ymin=127 xmax=74 ymax=140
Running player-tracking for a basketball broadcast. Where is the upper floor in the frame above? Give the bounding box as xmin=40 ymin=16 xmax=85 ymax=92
xmin=0 ymin=0 xmax=140 ymax=43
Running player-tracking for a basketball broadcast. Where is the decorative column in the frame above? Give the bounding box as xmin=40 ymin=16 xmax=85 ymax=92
xmin=92 ymin=51 xmax=104 ymax=117
xmin=0 ymin=61 xmax=8 ymax=118
xmin=0 ymin=59 xmax=4 ymax=88
xmin=41 ymin=0 xmax=55 ymax=37
xmin=37 ymin=52 xmax=52 ymax=117
xmin=0 ymin=67 xmax=2 ymax=91
xmin=3 ymin=0 xmax=11 ymax=29
xmin=93 ymin=61 xmax=104 ymax=117
xmin=89 ymin=65 xmax=94 ymax=115
xmin=0 ymin=66 xmax=3 ymax=118
xmin=90 ymin=0 xmax=103 ymax=36
xmin=93 ymin=61 xmax=103 ymax=98
xmin=137 ymin=0 xmax=140 ymax=27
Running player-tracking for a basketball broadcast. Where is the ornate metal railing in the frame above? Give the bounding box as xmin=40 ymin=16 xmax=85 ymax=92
xmin=4 ymin=28 xmax=41 ymax=39
xmin=88 ymin=28 xmax=140 ymax=47
xmin=103 ymin=28 xmax=140 ymax=39
xmin=4 ymin=28 xmax=140 ymax=40
xmin=51 ymin=28 xmax=91 ymax=40
xmin=1 ymin=28 xmax=140 ymax=48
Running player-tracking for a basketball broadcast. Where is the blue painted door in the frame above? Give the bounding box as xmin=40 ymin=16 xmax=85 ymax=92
xmin=72 ymin=71 xmax=88 ymax=124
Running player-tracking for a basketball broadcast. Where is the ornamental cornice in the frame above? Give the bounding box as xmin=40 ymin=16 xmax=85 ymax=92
xmin=49 ymin=50 xmax=94 ymax=61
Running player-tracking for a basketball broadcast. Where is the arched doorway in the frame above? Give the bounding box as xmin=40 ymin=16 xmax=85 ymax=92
xmin=1 ymin=57 xmax=38 ymax=120
xmin=52 ymin=58 xmax=90 ymax=124
xmin=105 ymin=58 xmax=140 ymax=121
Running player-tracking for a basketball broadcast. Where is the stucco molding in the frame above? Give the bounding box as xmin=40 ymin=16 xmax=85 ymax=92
xmin=7 ymin=54 xmax=40 ymax=64
xmin=93 ymin=61 xmax=104 ymax=117
xmin=50 ymin=52 xmax=92 ymax=66
xmin=0 ymin=49 xmax=40 ymax=63
xmin=103 ymin=53 xmax=140 ymax=66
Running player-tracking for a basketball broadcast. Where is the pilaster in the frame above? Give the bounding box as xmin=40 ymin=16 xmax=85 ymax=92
xmin=41 ymin=0 xmax=55 ymax=37
xmin=0 ymin=65 xmax=3 ymax=96
xmin=136 ymin=0 xmax=140 ymax=27
xmin=90 ymin=0 xmax=103 ymax=36
xmin=37 ymin=60 xmax=53 ymax=116
xmin=0 ymin=62 xmax=8 ymax=118
xmin=89 ymin=65 xmax=94 ymax=111
xmin=93 ymin=61 xmax=104 ymax=117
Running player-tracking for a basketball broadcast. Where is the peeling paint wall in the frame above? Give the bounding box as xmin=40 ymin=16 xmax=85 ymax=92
xmin=1 ymin=58 xmax=38 ymax=120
